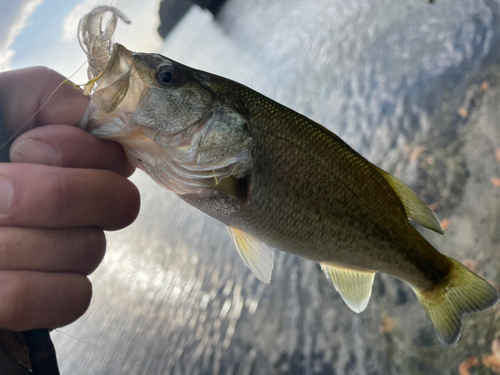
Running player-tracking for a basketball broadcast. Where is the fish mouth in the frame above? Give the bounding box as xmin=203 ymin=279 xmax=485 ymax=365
xmin=92 ymin=43 xmax=135 ymax=113
xmin=79 ymin=43 xmax=150 ymax=134
xmin=78 ymin=43 xmax=149 ymax=138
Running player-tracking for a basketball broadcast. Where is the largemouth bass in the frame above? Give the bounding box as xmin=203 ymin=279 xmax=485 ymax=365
xmin=80 ymin=43 xmax=498 ymax=346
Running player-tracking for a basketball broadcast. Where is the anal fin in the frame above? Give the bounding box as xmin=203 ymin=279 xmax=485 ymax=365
xmin=321 ymin=263 xmax=375 ymax=313
xmin=228 ymin=227 xmax=274 ymax=283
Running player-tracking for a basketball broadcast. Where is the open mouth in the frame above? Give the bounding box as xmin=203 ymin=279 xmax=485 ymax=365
xmin=92 ymin=43 xmax=135 ymax=113
xmin=78 ymin=43 xmax=139 ymax=134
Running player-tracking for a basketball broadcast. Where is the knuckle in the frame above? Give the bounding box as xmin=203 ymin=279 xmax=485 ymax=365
xmin=49 ymin=172 xmax=72 ymax=219
xmin=30 ymin=67 xmax=65 ymax=87
xmin=31 ymin=66 xmax=55 ymax=77
xmin=58 ymin=147 xmax=74 ymax=168
xmin=0 ymin=227 xmax=15 ymax=246
xmin=0 ymin=275 xmax=32 ymax=330
xmin=25 ymin=67 xmax=63 ymax=94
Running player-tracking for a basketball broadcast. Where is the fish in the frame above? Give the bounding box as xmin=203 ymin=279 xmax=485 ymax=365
xmin=78 ymin=41 xmax=498 ymax=346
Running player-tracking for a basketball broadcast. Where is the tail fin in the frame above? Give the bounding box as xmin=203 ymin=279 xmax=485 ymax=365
xmin=414 ymin=258 xmax=499 ymax=345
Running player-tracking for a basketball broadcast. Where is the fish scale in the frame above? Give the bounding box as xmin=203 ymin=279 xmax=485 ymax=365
xmin=82 ymin=42 xmax=499 ymax=346
xmin=235 ymin=89 xmax=402 ymax=242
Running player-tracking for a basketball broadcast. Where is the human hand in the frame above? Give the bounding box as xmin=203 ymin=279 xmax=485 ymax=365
xmin=0 ymin=67 xmax=140 ymax=331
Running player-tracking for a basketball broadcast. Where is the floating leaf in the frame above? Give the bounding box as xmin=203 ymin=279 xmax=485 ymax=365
xmin=458 ymin=357 xmax=478 ymax=375
xmin=428 ymin=202 xmax=441 ymax=211
xmin=379 ymin=313 xmax=395 ymax=334
xmin=482 ymin=355 xmax=500 ymax=373
xmin=440 ymin=219 xmax=450 ymax=231
xmin=491 ymin=177 xmax=500 ymax=187
xmin=463 ymin=259 xmax=477 ymax=273
xmin=409 ymin=145 xmax=426 ymax=162
xmin=458 ymin=108 xmax=468 ymax=118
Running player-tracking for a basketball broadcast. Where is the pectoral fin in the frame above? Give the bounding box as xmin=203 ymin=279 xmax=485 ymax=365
xmin=375 ymin=166 xmax=443 ymax=234
xmin=213 ymin=176 xmax=247 ymax=201
xmin=321 ymin=263 xmax=375 ymax=313
xmin=228 ymin=227 xmax=274 ymax=283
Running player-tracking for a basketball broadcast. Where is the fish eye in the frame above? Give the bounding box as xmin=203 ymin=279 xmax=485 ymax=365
xmin=156 ymin=64 xmax=180 ymax=86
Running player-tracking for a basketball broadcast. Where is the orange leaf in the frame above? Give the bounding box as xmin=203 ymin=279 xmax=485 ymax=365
xmin=491 ymin=177 xmax=500 ymax=187
xmin=459 ymin=357 xmax=478 ymax=375
xmin=492 ymin=338 xmax=500 ymax=358
xmin=482 ymin=81 xmax=490 ymax=91
xmin=463 ymin=259 xmax=477 ymax=273
xmin=489 ymin=280 xmax=499 ymax=290
xmin=496 ymin=149 xmax=500 ymax=162
xmin=409 ymin=146 xmax=426 ymax=162
xmin=458 ymin=108 xmax=468 ymax=118
xmin=379 ymin=313 xmax=395 ymax=334
xmin=428 ymin=202 xmax=441 ymax=211
xmin=440 ymin=219 xmax=450 ymax=231
xmin=483 ymin=354 xmax=500 ymax=373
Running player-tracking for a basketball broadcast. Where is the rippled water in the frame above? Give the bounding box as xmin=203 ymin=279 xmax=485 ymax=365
xmin=48 ymin=1 xmax=500 ymax=374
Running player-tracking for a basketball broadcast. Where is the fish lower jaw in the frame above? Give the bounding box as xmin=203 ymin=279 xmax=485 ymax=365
xmin=96 ymin=126 xmax=248 ymax=196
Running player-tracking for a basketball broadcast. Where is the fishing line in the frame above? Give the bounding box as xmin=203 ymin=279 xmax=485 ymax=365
xmin=0 ymin=61 xmax=88 ymax=152
xmin=1 ymin=2 xmax=166 ymax=371
xmin=54 ymin=329 xmax=161 ymax=375
xmin=0 ymin=0 xmax=118 ymax=153
xmin=52 ymin=4 xmax=162 ymax=372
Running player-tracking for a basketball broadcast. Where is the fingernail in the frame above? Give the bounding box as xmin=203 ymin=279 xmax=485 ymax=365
xmin=11 ymin=139 xmax=58 ymax=165
xmin=0 ymin=176 xmax=13 ymax=213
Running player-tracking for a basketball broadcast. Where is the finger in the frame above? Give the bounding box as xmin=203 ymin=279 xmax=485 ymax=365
xmin=0 ymin=271 xmax=92 ymax=331
xmin=0 ymin=163 xmax=140 ymax=230
xmin=0 ymin=67 xmax=89 ymax=137
xmin=0 ymin=227 xmax=106 ymax=275
xmin=10 ymin=125 xmax=135 ymax=177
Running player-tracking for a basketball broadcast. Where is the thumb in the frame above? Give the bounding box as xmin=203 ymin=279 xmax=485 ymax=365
xmin=0 ymin=67 xmax=90 ymax=138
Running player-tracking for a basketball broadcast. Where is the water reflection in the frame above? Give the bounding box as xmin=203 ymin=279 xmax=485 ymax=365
xmin=53 ymin=1 xmax=500 ymax=374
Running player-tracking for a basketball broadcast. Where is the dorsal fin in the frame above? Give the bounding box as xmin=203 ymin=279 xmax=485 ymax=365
xmin=228 ymin=227 xmax=274 ymax=283
xmin=375 ymin=166 xmax=443 ymax=234
xmin=321 ymin=263 xmax=375 ymax=313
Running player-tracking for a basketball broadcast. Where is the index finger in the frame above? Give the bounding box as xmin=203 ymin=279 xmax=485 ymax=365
xmin=0 ymin=163 xmax=140 ymax=230
xmin=0 ymin=67 xmax=90 ymax=137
